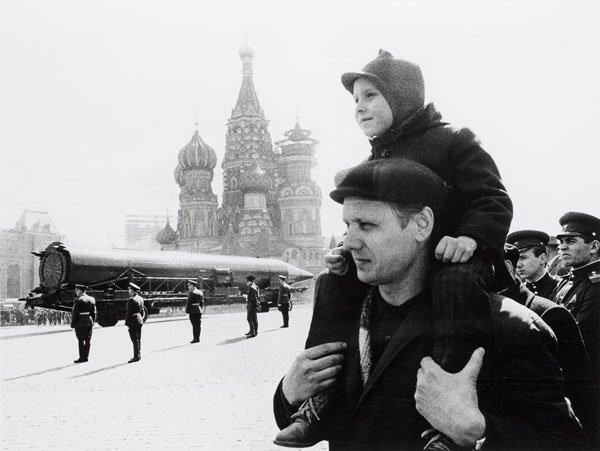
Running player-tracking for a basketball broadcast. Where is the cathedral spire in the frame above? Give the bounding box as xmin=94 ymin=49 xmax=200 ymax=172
xmin=232 ymin=40 xmax=264 ymax=119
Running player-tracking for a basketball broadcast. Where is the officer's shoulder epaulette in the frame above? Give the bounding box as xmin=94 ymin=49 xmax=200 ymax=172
xmin=589 ymin=271 xmax=600 ymax=284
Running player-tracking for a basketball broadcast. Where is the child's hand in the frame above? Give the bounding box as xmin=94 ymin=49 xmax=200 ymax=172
xmin=435 ymin=236 xmax=477 ymax=263
xmin=325 ymin=246 xmax=348 ymax=276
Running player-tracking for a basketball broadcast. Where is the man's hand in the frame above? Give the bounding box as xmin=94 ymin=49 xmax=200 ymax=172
xmin=434 ymin=236 xmax=477 ymax=263
xmin=282 ymin=342 xmax=346 ymax=406
xmin=325 ymin=246 xmax=348 ymax=276
xmin=415 ymin=348 xmax=486 ymax=447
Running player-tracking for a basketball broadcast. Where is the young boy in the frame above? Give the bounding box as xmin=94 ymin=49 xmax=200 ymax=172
xmin=274 ymin=50 xmax=513 ymax=448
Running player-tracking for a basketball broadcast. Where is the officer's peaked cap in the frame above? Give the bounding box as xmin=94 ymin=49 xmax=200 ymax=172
xmin=557 ymin=212 xmax=600 ymax=240
xmin=128 ymin=282 xmax=140 ymax=291
xmin=506 ymin=230 xmax=550 ymax=251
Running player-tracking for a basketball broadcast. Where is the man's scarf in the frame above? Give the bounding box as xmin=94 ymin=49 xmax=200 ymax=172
xmin=358 ymin=289 xmax=375 ymax=385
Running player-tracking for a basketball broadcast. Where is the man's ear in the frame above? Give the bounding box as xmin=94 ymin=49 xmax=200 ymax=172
xmin=414 ymin=206 xmax=434 ymax=243
xmin=590 ymin=239 xmax=600 ymax=256
xmin=505 ymin=259 xmax=516 ymax=279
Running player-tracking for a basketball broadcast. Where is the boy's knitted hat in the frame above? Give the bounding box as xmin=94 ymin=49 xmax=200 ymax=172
xmin=341 ymin=50 xmax=425 ymax=126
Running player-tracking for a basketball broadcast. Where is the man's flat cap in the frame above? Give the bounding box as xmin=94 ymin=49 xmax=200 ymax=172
xmin=246 ymin=275 xmax=256 ymax=282
xmin=506 ymin=230 xmax=550 ymax=251
xmin=128 ymin=282 xmax=140 ymax=291
xmin=557 ymin=212 xmax=600 ymax=240
xmin=278 ymin=275 xmax=287 ymax=280
xmin=187 ymin=279 xmax=198 ymax=286
xmin=330 ymin=158 xmax=447 ymax=216
xmin=75 ymin=284 xmax=87 ymax=290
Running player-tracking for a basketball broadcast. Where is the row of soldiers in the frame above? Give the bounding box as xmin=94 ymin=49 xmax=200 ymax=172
xmin=70 ymin=282 xmax=145 ymax=363
xmin=244 ymin=274 xmax=292 ymax=338
xmin=501 ymin=211 xmax=600 ymax=445
xmin=70 ymin=274 xmax=294 ymax=362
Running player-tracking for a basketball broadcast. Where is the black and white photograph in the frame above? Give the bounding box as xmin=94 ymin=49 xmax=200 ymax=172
xmin=1 ymin=1 xmax=599 ymax=449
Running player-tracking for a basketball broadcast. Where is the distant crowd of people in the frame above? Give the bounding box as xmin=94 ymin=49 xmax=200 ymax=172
xmin=0 ymin=308 xmax=71 ymax=327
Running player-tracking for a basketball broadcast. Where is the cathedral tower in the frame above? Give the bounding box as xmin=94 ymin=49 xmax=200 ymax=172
xmin=220 ymin=41 xmax=279 ymax=236
xmin=275 ymin=119 xmax=324 ymax=274
xmin=174 ymin=128 xmax=219 ymax=252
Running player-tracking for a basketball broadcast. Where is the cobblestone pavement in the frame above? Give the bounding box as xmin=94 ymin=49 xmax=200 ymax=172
xmin=0 ymin=305 xmax=328 ymax=450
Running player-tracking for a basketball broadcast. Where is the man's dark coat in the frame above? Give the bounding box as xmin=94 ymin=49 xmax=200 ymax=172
xmin=125 ymin=294 xmax=144 ymax=327
xmin=186 ymin=288 xmax=204 ymax=314
xmin=552 ymin=259 xmax=600 ymax=446
xmin=247 ymin=284 xmax=259 ymax=311
xmin=525 ymin=272 xmax=560 ymax=300
xmin=274 ymin=273 xmax=585 ymax=450
xmin=71 ymin=293 xmax=96 ymax=328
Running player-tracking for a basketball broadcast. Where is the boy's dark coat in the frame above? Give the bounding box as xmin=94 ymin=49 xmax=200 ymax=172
xmin=369 ymin=103 xmax=513 ymax=257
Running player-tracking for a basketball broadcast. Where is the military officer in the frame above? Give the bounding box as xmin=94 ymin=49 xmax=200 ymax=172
xmin=71 ymin=284 xmax=96 ymax=363
xmin=506 ymin=229 xmax=559 ymax=299
xmin=245 ymin=275 xmax=259 ymax=337
xmin=551 ymin=211 xmax=600 ymax=446
xmin=277 ymin=275 xmax=291 ymax=328
xmin=501 ymin=244 xmax=590 ymax=417
xmin=186 ymin=279 xmax=204 ymax=343
xmin=125 ymin=282 xmax=145 ymax=362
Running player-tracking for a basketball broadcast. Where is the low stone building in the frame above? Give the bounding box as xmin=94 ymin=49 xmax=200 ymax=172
xmin=0 ymin=210 xmax=63 ymax=298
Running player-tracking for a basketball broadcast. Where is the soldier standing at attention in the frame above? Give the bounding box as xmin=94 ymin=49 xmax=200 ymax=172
xmin=277 ymin=275 xmax=291 ymax=328
xmin=245 ymin=275 xmax=259 ymax=338
xmin=71 ymin=284 xmax=96 ymax=363
xmin=186 ymin=279 xmax=204 ymax=343
xmin=126 ymin=282 xmax=144 ymax=362
xmin=551 ymin=211 xmax=600 ymax=446
xmin=506 ymin=230 xmax=559 ymax=299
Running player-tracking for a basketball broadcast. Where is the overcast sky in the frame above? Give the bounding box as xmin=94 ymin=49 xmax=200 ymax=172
xmin=1 ymin=0 xmax=598 ymax=248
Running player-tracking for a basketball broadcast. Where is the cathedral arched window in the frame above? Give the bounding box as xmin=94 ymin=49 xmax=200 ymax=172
xmin=231 ymin=177 xmax=237 ymax=190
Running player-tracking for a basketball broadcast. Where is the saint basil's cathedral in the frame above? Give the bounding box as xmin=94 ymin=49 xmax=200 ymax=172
xmin=156 ymin=42 xmax=326 ymax=275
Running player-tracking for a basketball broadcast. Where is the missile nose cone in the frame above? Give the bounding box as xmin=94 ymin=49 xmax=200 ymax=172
xmin=285 ymin=264 xmax=314 ymax=283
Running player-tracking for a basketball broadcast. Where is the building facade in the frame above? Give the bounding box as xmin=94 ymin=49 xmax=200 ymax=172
xmin=0 ymin=210 xmax=63 ymax=299
xmin=125 ymin=214 xmax=169 ymax=251
xmin=157 ymin=43 xmax=325 ymax=275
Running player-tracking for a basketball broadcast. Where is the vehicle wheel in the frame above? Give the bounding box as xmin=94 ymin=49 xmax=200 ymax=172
xmin=97 ymin=313 xmax=118 ymax=327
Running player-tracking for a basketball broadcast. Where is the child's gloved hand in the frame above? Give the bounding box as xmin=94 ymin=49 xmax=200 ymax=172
xmin=325 ymin=246 xmax=348 ymax=276
xmin=434 ymin=236 xmax=477 ymax=263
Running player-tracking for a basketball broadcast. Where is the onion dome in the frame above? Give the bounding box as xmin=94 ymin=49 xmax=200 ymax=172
xmin=239 ymin=41 xmax=255 ymax=59
xmin=156 ymin=220 xmax=177 ymax=245
xmin=177 ymin=129 xmax=217 ymax=171
xmin=239 ymin=160 xmax=270 ymax=192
